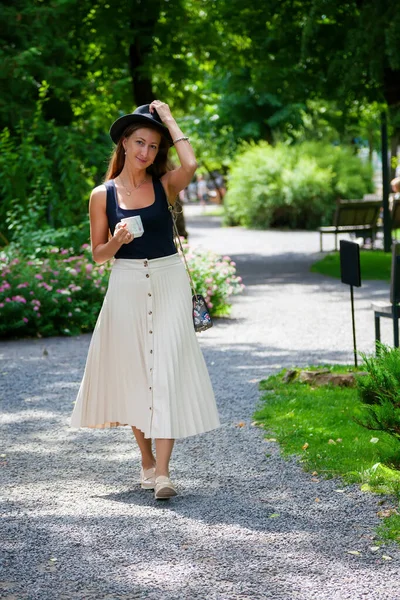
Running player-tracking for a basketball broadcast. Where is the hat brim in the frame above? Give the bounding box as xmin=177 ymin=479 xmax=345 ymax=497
xmin=109 ymin=114 xmax=173 ymax=146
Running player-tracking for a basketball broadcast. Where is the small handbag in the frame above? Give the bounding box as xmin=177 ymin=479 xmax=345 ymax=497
xmin=167 ymin=202 xmax=213 ymax=332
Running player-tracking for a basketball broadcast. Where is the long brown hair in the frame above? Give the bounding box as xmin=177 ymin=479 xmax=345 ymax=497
xmin=104 ymin=123 xmax=171 ymax=181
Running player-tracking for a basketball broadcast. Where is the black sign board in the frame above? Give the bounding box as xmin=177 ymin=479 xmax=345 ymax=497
xmin=339 ymin=240 xmax=362 ymax=367
xmin=340 ymin=240 xmax=361 ymax=287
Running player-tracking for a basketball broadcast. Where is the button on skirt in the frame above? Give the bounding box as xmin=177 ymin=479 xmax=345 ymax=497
xmin=70 ymin=254 xmax=220 ymax=438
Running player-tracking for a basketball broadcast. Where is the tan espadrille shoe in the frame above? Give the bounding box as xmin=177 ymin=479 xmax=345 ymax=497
xmin=154 ymin=475 xmax=177 ymax=500
xmin=140 ymin=467 xmax=156 ymax=490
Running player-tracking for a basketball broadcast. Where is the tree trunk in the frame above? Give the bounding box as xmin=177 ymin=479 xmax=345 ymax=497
xmin=128 ymin=40 xmax=154 ymax=105
xmin=128 ymin=1 xmax=162 ymax=105
xmin=383 ymin=67 xmax=400 ymax=108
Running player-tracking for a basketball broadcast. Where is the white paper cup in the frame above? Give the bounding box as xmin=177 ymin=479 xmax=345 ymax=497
xmin=120 ymin=216 xmax=144 ymax=238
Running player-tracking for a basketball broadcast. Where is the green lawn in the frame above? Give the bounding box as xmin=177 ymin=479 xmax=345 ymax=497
xmin=311 ymin=251 xmax=391 ymax=280
xmin=255 ymin=366 xmax=400 ymax=543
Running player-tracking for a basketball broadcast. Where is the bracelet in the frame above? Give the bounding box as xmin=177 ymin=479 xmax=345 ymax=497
xmin=173 ymin=136 xmax=189 ymax=144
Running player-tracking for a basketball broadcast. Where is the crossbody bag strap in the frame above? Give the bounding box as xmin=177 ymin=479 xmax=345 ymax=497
xmin=166 ymin=199 xmax=199 ymax=299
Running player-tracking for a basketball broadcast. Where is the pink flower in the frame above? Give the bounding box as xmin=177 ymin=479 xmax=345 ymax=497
xmin=230 ymin=261 xmax=236 ymax=267
xmin=208 ymin=301 xmax=213 ymax=309
xmin=81 ymin=243 xmax=90 ymax=250
xmin=67 ymin=297 xmax=72 ymax=303
xmin=17 ymin=282 xmax=29 ymax=289
xmin=85 ymin=264 xmax=93 ymax=273
xmin=52 ymin=271 xmax=59 ymax=276
xmin=68 ymin=312 xmax=72 ymax=317
xmin=60 ymin=249 xmax=69 ymax=255
xmin=1 ymin=282 xmax=11 ymax=290
xmin=35 ymin=274 xmax=43 ymax=280
xmin=5 ymin=298 xmax=11 ymax=302
xmin=37 ymin=313 xmax=41 ymax=318
xmin=38 ymin=282 xmax=52 ymax=291
xmin=12 ymin=295 xmax=27 ymax=304
xmin=31 ymin=300 xmax=41 ymax=306
xmin=23 ymin=317 xmax=29 ymax=323
xmin=10 ymin=258 xmax=20 ymax=265
xmin=33 ymin=306 xmax=39 ymax=311
xmin=0 ymin=302 xmax=4 ymax=308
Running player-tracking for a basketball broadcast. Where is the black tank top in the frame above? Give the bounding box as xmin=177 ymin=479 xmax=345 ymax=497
xmin=105 ymin=178 xmax=177 ymax=260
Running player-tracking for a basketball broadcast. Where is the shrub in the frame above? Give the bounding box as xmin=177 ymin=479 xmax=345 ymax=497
xmin=6 ymin=220 xmax=91 ymax=260
xmin=0 ymin=245 xmax=108 ymax=338
xmin=0 ymin=244 xmax=244 ymax=339
xmin=224 ymin=141 xmax=374 ymax=229
xmin=0 ymin=83 xmax=109 ymax=245
xmin=181 ymin=242 xmax=244 ymax=316
xmin=356 ymin=345 xmax=400 ymax=441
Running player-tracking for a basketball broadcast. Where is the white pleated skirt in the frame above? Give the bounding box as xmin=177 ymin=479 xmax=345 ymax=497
xmin=70 ymin=254 xmax=220 ymax=438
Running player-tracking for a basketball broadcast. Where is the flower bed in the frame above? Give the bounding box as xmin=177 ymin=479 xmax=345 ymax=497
xmin=0 ymin=244 xmax=244 ymax=338
xmin=180 ymin=242 xmax=243 ymax=316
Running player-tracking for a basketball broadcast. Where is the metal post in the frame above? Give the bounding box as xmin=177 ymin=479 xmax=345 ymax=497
xmin=381 ymin=111 xmax=392 ymax=253
xmin=350 ymin=285 xmax=358 ymax=367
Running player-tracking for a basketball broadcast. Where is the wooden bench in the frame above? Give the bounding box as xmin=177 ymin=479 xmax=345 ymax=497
xmin=372 ymin=241 xmax=400 ymax=351
xmin=318 ymin=199 xmax=381 ymax=252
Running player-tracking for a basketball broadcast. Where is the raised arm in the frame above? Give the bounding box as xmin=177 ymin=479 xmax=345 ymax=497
xmin=150 ymin=100 xmax=198 ymax=204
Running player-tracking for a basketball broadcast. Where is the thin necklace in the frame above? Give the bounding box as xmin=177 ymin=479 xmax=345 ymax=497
xmin=119 ymin=175 xmax=147 ymax=196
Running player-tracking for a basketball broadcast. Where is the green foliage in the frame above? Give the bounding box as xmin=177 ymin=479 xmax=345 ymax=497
xmin=311 ymin=251 xmax=391 ymax=281
xmin=0 ymin=244 xmax=244 ymax=338
xmin=298 ymin=141 xmax=374 ymax=199
xmin=1 ymin=0 xmax=397 ymax=252
xmin=0 ymin=83 xmax=109 ymax=243
xmin=2 ymin=0 xmax=400 ymax=180
xmin=6 ymin=221 xmax=91 ymax=261
xmin=356 ymin=346 xmax=400 ymax=441
xmin=224 ymin=141 xmax=373 ymax=229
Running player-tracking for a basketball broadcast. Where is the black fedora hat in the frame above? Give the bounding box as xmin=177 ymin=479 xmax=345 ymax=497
xmin=109 ymin=104 xmax=173 ymax=146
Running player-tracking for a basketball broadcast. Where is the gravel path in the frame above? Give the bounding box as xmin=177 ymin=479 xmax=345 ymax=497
xmin=1 ymin=211 xmax=400 ymax=600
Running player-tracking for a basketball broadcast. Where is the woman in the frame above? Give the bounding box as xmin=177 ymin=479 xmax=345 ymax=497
xmin=71 ymin=101 xmax=220 ymax=499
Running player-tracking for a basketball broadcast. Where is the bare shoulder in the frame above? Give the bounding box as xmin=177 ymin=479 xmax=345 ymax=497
xmin=90 ymin=184 xmax=107 ymax=203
